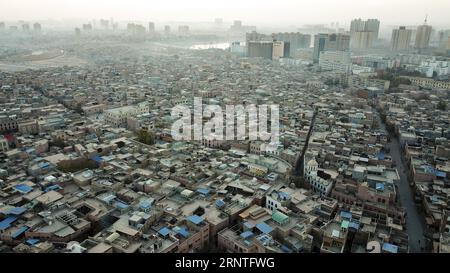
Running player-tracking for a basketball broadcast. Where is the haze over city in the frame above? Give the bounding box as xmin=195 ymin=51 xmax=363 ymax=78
xmin=1 ymin=0 xmax=450 ymax=27
xmin=1 ymin=0 xmax=450 ymax=267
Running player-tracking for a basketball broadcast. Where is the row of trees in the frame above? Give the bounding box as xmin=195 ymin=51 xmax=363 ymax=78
xmin=57 ymin=158 xmax=97 ymax=173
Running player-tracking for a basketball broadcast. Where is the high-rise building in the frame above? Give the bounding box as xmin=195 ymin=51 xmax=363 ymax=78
xmin=22 ymin=23 xmax=30 ymax=32
xmin=272 ymin=41 xmax=285 ymax=60
xmin=415 ymin=21 xmax=432 ymax=49
xmin=128 ymin=23 xmax=146 ymax=36
xmin=391 ymin=26 xmax=412 ymax=51
xmin=272 ymin=32 xmax=311 ymax=50
xmin=82 ymin=24 xmax=92 ymax=31
xmin=178 ymin=25 xmax=189 ymax=35
xmin=437 ymin=30 xmax=447 ymax=48
xmin=164 ymin=25 xmax=171 ymax=35
xmin=148 ymin=22 xmax=155 ymax=32
xmin=447 ymin=37 xmax=450 ymax=53
xmin=351 ymin=31 xmax=375 ymax=49
xmin=246 ymin=31 xmax=310 ymax=56
xmin=313 ymin=33 xmax=349 ymax=62
xmin=350 ymin=19 xmax=365 ymax=36
xmin=365 ymin=19 xmax=380 ymax=40
xmin=214 ymin=18 xmax=223 ymax=25
xmin=350 ymin=18 xmax=380 ymax=49
xmin=100 ymin=19 xmax=109 ymax=29
xmin=75 ymin=28 xmax=81 ymax=36
xmin=326 ymin=33 xmax=350 ymax=51
xmin=313 ymin=33 xmax=329 ymax=63
xmin=247 ymin=41 xmax=274 ymax=59
xmin=0 ymin=22 xmax=5 ymax=30
xmin=33 ymin=23 xmax=41 ymax=32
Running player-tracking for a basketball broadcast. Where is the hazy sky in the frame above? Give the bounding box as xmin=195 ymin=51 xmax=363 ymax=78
xmin=1 ymin=0 xmax=450 ymax=27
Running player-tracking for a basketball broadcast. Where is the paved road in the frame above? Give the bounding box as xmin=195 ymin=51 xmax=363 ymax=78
xmin=373 ymin=108 xmax=427 ymax=252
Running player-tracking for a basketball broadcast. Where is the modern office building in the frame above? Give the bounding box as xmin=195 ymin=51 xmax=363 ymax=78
xmin=313 ymin=33 xmax=329 ymax=63
xmin=391 ymin=26 xmax=412 ymax=51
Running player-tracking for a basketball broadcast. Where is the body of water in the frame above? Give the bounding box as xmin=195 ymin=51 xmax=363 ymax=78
xmin=189 ymin=42 xmax=230 ymax=50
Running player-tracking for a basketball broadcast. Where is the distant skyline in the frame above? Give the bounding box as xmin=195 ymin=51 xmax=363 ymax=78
xmin=1 ymin=0 xmax=450 ymax=28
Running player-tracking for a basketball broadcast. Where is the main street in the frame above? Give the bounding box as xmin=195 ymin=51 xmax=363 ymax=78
xmin=373 ymin=107 xmax=427 ymax=252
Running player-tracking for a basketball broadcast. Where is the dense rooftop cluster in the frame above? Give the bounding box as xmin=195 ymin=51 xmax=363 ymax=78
xmin=0 ymin=31 xmax=449 ymax=254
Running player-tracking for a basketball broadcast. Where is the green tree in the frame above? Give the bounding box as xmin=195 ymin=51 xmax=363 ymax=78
xmin=137 ymin=129 xmax=155 ymax=145
xmin=51 ymin=139 xmax=67 ymax=149
xmin=437 ymin=101 xmax=447 ymax=111
xmin=57 ymin=158 xmax=97 ymax=173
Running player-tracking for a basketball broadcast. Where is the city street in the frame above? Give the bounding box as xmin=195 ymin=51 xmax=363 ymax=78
xmin=374 ymin=108 xmax=427 ymax=252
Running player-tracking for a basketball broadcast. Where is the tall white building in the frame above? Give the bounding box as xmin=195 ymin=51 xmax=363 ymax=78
xmin=365 ymin=19 xmax=380 ymax=40
xmin=272 ymin=41 xmax=285 ymax=60
xmin=391 ymin=26 xmax=412 ymax=51
xmin=351 ymin=31 xmax=375 ymax=49
xmin=350 ymin=18 xmax=380 ymax=49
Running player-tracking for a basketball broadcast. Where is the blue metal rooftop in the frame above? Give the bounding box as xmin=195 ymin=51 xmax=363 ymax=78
xmin=115 ymin=202 xmax=129 ymax=209
xmin=158 ymin=227 xmax=171 ymax=237
xmin=44 ymin=185 xmax=62 ymax=193
xmin=187 ymin=215 xmax=204 ymax=225
xmin=12 ymin=226 xmax=29 ymax=239
xmin=26 ymin=239 xmax=40 ymax=246
xmin=382 ymin=243 xmax=399 ymax=253
xmin=376 ymin=183 xmax=385 ymax=191
xmin=278 ymin=191 xmax=290 ymax=200
xmin=140 ymin=200 xmax=153 ymax=210
xmin=240 ymin=231 xmax=254 ymax=239
xmin=340 ymin=211 xmax=352 ymax=220
xmin=8 ymin=207 xmax=26 ymax=215
xmin=196 ymin=188 xmax=210 ymax=195
xmin=243 ymin=221 xmax=254 ymax=229
xmin=174 ymin=226 xmax=190 ymax=238
xmin=215 ymin=199 xmax=225 ymax=208
xmin=14 ymin=184 xmax=33 ymax=193
xmin=0 ymin=216 xmax=18 ymax=231
xmin=256 ymin=222 xmax=274 ymax=234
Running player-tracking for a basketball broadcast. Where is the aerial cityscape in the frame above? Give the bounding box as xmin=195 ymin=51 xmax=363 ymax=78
xmin=1 ymin=0 xmax=450 ymax=256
